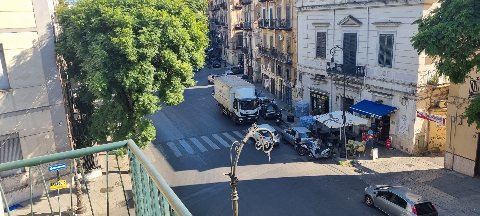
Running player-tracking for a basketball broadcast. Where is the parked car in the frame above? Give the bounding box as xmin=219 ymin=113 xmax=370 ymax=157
xmin=260 ymin=103 xmax=281 ymax=120
xmin=364 ymin=185 xmax=438 ymax=216
xmin=252 ymin=124 xmax=280 ymax=147
xmin=281 ymin=127 xmax=314 ymax=146
xmin=212 ymin=61 xmax=221 ymax=68
xmin=208 ymin=74 xmax=220 ymax=84
xmin=230 ymin=66 xmax=243 ymax=74
xmin=223 ymin=70 xmax=234 ymax=76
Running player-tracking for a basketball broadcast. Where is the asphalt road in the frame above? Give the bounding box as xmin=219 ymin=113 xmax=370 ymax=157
xmin=146 ymin=66 xmax=383 ymax=216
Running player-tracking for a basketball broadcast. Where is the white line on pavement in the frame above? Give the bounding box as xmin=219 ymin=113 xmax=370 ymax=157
xmin=166 ymin=142 xmax=182 ymax=157
xmin=201 ymin=136 xmax=220 ymax=150
xmin=178 ymin=139 xmax=195 ymax=154
xmin=189 ymin=138 xmax=208 ymax=152
xmin=232 ymin=131 xmax=244 ymax=139
xmin=222 ymin=132 xmax=237 ymax=143
xmin=212 ymin=134 xmax=230 ymax=148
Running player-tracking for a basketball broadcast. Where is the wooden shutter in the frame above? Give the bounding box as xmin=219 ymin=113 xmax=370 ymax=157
xmin=316 ymin=32 xmax=326 ymax=58
xmin=343 ymin=33 xmax=357 ymax=66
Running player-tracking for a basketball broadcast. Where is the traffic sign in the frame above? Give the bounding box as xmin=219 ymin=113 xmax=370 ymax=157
xmin=48 ymin=163 xmax=66 ymax=172
xmin=49 ymin=180 xmax=67 ymax=190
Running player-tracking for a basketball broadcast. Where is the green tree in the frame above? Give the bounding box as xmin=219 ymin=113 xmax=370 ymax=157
xmin=411 ymin=0 xmax=480 ymax=128
xmin=57 ymin=0 xmax=208 ymax=148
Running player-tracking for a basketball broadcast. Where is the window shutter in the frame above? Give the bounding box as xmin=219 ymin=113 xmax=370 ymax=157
xmin=0 ymin=133 xmax=23 ymax=177
xmin=316 ymin=32 xmax=326 ymax=59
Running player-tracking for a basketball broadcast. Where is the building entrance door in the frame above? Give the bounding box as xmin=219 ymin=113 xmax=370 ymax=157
xmin=475 ymin=136 xmax=480 ymax=177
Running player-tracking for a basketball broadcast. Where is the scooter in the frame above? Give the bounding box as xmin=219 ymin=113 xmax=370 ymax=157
xmin=299 ymin=140 xmax=333 ymax=159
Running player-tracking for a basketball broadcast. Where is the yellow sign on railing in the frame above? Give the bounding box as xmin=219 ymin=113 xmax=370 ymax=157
xmin=49 ymin=180 xmax=67 ymax=190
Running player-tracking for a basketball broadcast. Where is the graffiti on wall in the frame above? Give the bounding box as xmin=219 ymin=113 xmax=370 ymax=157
xmin=398 ymin=115 xmax=409 ymax=135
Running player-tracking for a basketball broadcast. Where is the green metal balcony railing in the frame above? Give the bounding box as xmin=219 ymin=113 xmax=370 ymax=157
xmin=0 ymin=139 xmax=191 ymax=216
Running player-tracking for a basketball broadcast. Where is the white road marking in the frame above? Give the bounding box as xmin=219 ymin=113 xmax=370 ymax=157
xmin=201 ymin=136 xmax=220 ymax=150
xmin=212 ymin=134 xmax=231 ymax=148
xmin=190 ymin=138 xmax=207 ymax=152
xmin=222 ymin=132 xmax=237 ymax=143
xmin=166 ymin=142 xmax=182 ymax=157
xmin=233 ymin=131 xmax=244 ymax=139
xmin=178 ymin=139 xmax=195 ymax=154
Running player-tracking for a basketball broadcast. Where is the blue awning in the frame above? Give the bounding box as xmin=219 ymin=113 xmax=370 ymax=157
xmin=349 ymin=100 xmax=397 ymax=118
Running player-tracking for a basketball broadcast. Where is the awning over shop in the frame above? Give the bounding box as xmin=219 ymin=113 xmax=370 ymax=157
xmin=314 ymin=111 xmax=368 ymax=128
xmin=349 ymin=100 xmax=397 ymax=119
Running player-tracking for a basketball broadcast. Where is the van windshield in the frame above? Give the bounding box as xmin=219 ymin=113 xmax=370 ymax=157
xmin=239 ymin=99 xmax=257 ymax=110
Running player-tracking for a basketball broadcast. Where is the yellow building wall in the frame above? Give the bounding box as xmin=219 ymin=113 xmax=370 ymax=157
xmin=445 ymin=71 xmax=479 ymax=176
xmin=427 ymin=109 xmax=447 ymax=152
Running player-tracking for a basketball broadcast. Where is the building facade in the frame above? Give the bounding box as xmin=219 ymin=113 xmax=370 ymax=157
xmin=296 ymin=0 xmax=444 ymax=153
xmin=208 ymin=0 xmax=244 ymax=66
xmin=239 ymin=0 xmax=260 ymax=81
xmin=445 ymin=70 xmax=480 ymax=177
xmin=0 ymin=0 xmax=70 ymax=203
xmin=257 ymin=0 xmax=297 ymax=106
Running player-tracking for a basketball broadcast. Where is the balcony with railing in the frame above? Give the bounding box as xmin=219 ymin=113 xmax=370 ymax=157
xmin=234 ymin=23 xmax=243 ymax=30
xmin=273 ymin=19 xmax=292 ymax=30
xmin=0 ymin=140 xmax=191 ymax=216
xmin=258 ymin=46 xmax=292 ymax=65
xmin=326 ymin=63 xmax=366 ymax=77
xmin=242 ymin=21 xmax=252 ymax=30
xmin=258 ymin=19 xmax=275 ymax=29
xmin=241 ymin=0 xmax=252 ymax=4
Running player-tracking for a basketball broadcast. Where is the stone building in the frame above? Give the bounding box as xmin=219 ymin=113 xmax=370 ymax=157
xmin=296 ymin=0 xmax=446 ymax=153
xmin=0 ymin=0 xmax=70 ymax=204
xmin=445 ymin=70 xmax=480 ymax=177
xmin=208 ymin=0 xmax=244 ymax=66
xmin=257 ymin=0 xmax=298 ymax=106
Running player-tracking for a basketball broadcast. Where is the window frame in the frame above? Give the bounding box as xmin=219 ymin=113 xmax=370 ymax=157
xmin=315 ymin=32 xmax=327 ymax=59
xmin=378 ymin=33 xmax=395 ymax=68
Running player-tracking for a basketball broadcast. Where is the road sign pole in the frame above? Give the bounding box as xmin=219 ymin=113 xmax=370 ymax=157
xmin=57 ymin=170 xmax=61 ymax=216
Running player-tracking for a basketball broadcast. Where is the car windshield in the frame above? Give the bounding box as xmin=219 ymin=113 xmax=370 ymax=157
xmin=260 ymin=131 xmax=272 ymax=137
xmin=415 ymin=202 xmax=436 ymax=215
xmin=298 ymin=132 xmax=312 ymax=138
xmin=266 ymin=104 xmax=277 ymax=112
xmin=240 ymin=99 xmax=257 ymax=110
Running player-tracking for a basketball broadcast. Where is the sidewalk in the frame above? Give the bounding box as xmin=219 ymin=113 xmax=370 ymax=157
xmin=8 ymin=154 xmax=134 ymax=216
xmin=349 ymin=147 xmax=480 ymax=216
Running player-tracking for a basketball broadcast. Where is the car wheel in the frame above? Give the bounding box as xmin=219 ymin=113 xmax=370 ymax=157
xmin=297 ymin=147 xmax=307 ymax=156
xmin=364 ymin=195 xmax=374 ymax=207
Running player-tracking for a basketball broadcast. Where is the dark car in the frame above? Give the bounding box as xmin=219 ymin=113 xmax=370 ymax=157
xmin=260 ymin=103 xmax=281 ymax=119
xmin=230 ymin=66 xmax=244 ymax=74
xmin=212 ymin=61 xmax=221 ymax=68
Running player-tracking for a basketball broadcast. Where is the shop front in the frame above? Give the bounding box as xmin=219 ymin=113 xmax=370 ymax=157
xmin=310 ymin=89 xmax=329 ymax=115
xmin=349 ymin=100 xmax=397 ymax=143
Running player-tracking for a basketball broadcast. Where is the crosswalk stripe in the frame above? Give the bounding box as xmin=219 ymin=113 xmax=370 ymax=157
xmin=222 ymin=132 xmax=237 ymax=143
xmin=166 ymin=142 xmax=182 ymax=157
xmin=179 ymin=139 xmax=195 ymax=154
xmin=189 ymin=138 xmax=207 ymax=152
xmin=201 ymin=136 xmax=220 ymax=150
xmin=212 ymin=134 xmax=230 ymax=148
xmin=233 ymin=131 xmax=244 ymax=139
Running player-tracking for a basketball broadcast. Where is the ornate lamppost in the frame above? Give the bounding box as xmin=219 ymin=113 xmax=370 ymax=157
xmin=225 ymin=123 xmax=275 ymax=216
xmin=326 ymin=45 xmax=348 ymax=159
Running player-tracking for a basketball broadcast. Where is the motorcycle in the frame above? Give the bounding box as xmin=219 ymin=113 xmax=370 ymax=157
xmin=298 ymin=139 xmax=333 ymax=159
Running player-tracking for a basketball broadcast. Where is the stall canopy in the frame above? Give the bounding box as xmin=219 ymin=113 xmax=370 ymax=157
xmin=314 ymin=111 xmax=368 ymax=128
xmin=349 ymin=100 xmax=397 ymax=119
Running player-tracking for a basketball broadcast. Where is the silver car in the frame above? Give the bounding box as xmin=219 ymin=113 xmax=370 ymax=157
xmin=281 ymin=127 xmax=313 ymax=146
xmin=252 ymin=124 xmax=280 ymax=147
xmin=364 ymin=185 xmax=438 ymax=216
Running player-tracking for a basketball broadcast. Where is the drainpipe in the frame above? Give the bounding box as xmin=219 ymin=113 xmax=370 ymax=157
xmin=330 ymin=9 xmax=336 ymax=112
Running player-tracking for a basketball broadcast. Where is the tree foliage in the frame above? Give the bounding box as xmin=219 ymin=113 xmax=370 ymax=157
xmin=411 ymin=0 xmax=480 ymax=128
xmin=57 ymin=0 xmax=208 ymax=148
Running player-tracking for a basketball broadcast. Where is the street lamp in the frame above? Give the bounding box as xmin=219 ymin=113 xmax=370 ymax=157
xmin=326 ymin=45 xmax=348 ymax=159
xmin=225 ymin=123 xmax=275 ymax=216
